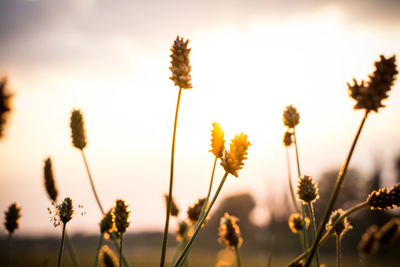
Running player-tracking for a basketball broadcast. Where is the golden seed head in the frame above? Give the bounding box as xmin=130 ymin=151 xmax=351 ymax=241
xmin=358 ymin=225 xmax=379 ymax=256
xmin=100 ymin=209 xmax=114 ymax=237
xmin=367 ymin=183 xmax=400 ymax=210
xmin=176 ymin=220 xmax=189 ymax=242
xmin=58 ymin=197 xmax=74 ymax=224
xmin=348 ymin=55 xmax=398 ymax=112
xmin=169 ymin=36 xmax=192 ymax=89
xmin=220 ymin=133 xmax=251 ymax=178
xmin=288 ymin=213 xmax=310 ymax=234
xmin=326 ymin=209 xmax=352 ymax=239
xmin=98 ymin=245 xmax=119 ymax=267
xmin=0 ymin=77 xmax=12 ymax=138
xmin=113 ymin=199 xmax=130 ymax=234
xmin=4 ymin=203 xmax=21 ymax=234
xmin=210 ymin=122 xmax=225 ymax=158
xmin=297 ymin=175 xmax=319 ymax=203
xmin=43 ymin=157 xmax=58 ymax=202
xmin=376 ymin=218 xmax=400 ymax=246
xmin=218 ymin=212 xmax=243 ymax=249
xmin=283 ymin=105 xmax=300 ymax=128
xmin=70 ymin=109 xmax=87 ymax=150
xmin=164 ymin=194 xmax=180 ymax=217
xmin=283 ymin=130 xmax=293 ymax=147
xmin=187 ymin=198 xmax=206 ymax=223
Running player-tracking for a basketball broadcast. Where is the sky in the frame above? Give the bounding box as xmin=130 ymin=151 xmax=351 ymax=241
xmin=0 ymin=0 xmax=400 ymax=237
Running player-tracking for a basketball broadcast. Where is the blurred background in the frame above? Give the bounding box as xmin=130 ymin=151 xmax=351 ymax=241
xmin=0 ymin=0 xmax=400 ymax=266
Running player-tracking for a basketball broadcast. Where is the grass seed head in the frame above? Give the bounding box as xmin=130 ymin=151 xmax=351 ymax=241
xmin=283 ymin=105 xmax=300 ymax=128
xmin=59 ymin=197 xmax=74 ymax=224
xmin=176 ymin=220 xmax=189 ymax=241
xmin=288 ymin=213 xmax=310 ymax=234
xmin=4 ymin=202 xmax=21 ymax=234
xmin=367 ymin=183 xmax=400 ymax=210
xmin=348 ymin=55 xmax=398 ymax=112
xmin=221 ymin=133 xmax=251 ymax=177
xmin=218 ymin=212 xmax=242 ymax=249
xmin=297 ymin=175 xmax=319 ymax=203
xmin=100 ymin=209 xmax=115 ymax=238
xmin=326 ymin=209 xmax=352 ymax=239
xmin=164 ymin=194 xmax=180 ymax=217
xmin=113 ymin=199 xmax=130 ymax=234
xmin=376 ymin=218 xmax=400 ymax=246
xmin=43 ymin=157 xmax=58 ymax=202
xmin=283 ymin=130 xmax=293 ymax=147
xmin=358 ymin=225 xmax=379 ymax=256
xmin=70 ymin=109 xmax=87 ymax=150
xmin=98 ymin=245 xmax=119 ymax=267
xmin=0 ymin=77 xmax=12 ymax=138
xmin=210 ymin=122 xmax=225 ymax=158
xmin=187 ymin=198 xmax=206 ymax=223
xmin=169 ymin=36 xmax=192 ymax=89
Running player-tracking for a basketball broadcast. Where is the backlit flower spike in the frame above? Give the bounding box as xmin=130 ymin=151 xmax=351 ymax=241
xmin=164 ymin=194 xmax=180 ymax=217
xmin=113 ymin=199 xmax=130 ymax=234
xmin=0 ymin=77 xmax=12 ymax=138
xmin=376 ymin=218 xmax=400 ymax=246
xmin=348 ymin=55 xmax=398 ymax=112
xmin=221 ymin=133 xmax=251 ymax=177
xmin=70 ymin=109 xmax=87 ymax=150
xmin=283 ymin=130 xmax=293 ymax=147
xmin=98 ymin=245 xmax=119 ymax=267
xmin=297 ymin=175 xmax=319 ymax=203
xmin=358 ymin=225 xmax=379 ymax=256
xmin=288 ymin=213 xmax=310 ymax=234
xmin=43 ymin=157 xmax=58 ymax=202
xmin=4 ymin=203 xmax=21 ymax=234
xmin=210 ymin=122 xmax=225 ymax=158
xmin=326 ymin=209 xmax=352 ymax=239
xmin=187 ymin=198 xmax=206 ymax=223
xmin=218 ymin=212 xmax=243 ymax=249
xmin=283 ymin=105 xmax=300 ymax=128
xmin=367 ymin=183 xmax=400 ymax=210
xmin=169 ymin=36 xmax=192 ymax=89
xmin=100 ymin=209 xmax=115 ymax=239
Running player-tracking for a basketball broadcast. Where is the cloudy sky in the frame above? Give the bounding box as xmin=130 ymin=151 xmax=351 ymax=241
xmin=1 ymin=0 xmax=400 ymax=236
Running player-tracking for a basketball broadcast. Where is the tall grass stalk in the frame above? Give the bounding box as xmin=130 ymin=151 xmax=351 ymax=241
xmin=7 ymin=233 xmax=11 ymax=267
xmin=174 ymin=172 xmax=229 ymax=267
xmin=169 ymin=227 xmax=190 ymax=267
xmin=285 ymin=148 xmax=299 ymax=212
xmin=94 ymin=234 xmax=103 ymax=267
xmin=304 ymin=112 xmax=369 ymax=266
xmin=336 ymin=236 xmax=341 ymax=267
xmin=161 ymin=87 xmax=183 ymax=267
xmin=235 ymin=247 xmax=242 ymax=267
xmin=199 ymin=156 xmax=218 ymax=223
xmin=307 ymin=203 xmax=320 ymax=267
xmin=119 ymin=235 xmax=124 ymax=267
xmin=57 ymin=223 xmax=67 ymax=267
xmin=289 ymin=201 xmax=368 ymax=266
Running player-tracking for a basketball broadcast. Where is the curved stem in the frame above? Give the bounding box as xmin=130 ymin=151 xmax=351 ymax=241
xmin=307 ymin=202 xmax=320 ymax=267
xmin=58 ymin=223 xmax=67 ymax=267
xmin=199 ymin=156 xmax=218 ymax=222
xmin=160 ymin=87 xmax=183 ymax=267
xmin=336 ymin=236 xmax=341 ymax=267
xmin=304 ymin=111 xmax=369 ymax=267
xmin=293 ymin=128 xmax=301 ymax=178
xmin=7 ymin=233 xmax=12 ymax=267
xmin=174 ymin=172 xmax=229 ymax=267
xmin=119 ymin=234 xmax=124 ymax=267
xmin=81 ymin=150 xmax=104 ymax=214
xmin=286 ymin=148 xmax=299 ymax=213
xmin=235 ymin=247 xmax=242 ymax=267
xmin=288 ymin=201 xmax=368 ymax=266
xmin=94 ymin=234 xmax=103 ymax=267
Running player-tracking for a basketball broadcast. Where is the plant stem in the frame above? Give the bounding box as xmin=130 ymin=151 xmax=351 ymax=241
xmin=199 ymin=156 xmax=218 ymax=223
xmin=7 ymin=233 xmax=12 ymax=267
xmin=336 ymin=236 xmax=341 ymax=267
xmin=81 ymin=150 xmax=104 ymax=214
xmin=301 ymin=204 xmax=308 ymax=250
xmin=174 ymin=172 xmax=229 ymax=267
xmin=169 ymin=227 xmax=190 ymax=267
xmin=288 ymin=201 xmax=368 ymax=266
xmin=303 ymin=111 xmax=369 ymax=267
xmin=293 ymin=128 xmax=301 ymax=178
xmin=286 ymin=148 xmax=299 ymax=213
xmin=119 ymin=234 xmax=123 ymax=267
xmin=161 ymin=87 xmax=183 ymax=267
xmin=65 ymin=232 xmax=80 ymax=267
xmin=58 ymin=223 xmax=67 ymax=267
xmin=307 ymin=202 xmax=320 ymax=267
xmin=94 ymin=234 xmax=103 ymax=267
xmin=235 ymin=247 xmax=242 ymax=267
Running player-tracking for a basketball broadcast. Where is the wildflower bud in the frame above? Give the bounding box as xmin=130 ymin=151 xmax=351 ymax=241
xmin=169 ymin=36 xmax=192 ymax=89
xmin=0 ymin=77 xmax=12 ymax=138
xmin=283 ymin=131 xmax=293 ymax=147
xmin=358 ymin=225 xmax=379 ymax=256
xmin=221 ymin=133 xmax=251 ymax=177
xmin=187 ymin=198 xmax=206 ymax=223
xmin=4 ymin=203 xmax=21 ymax=234
xmin=288 ymin=213 xmax=310 ymax=234
xmin=176 ymin=220 xmax=189 ymax=241
xmin=98 ymin=245 xmax=119 ymax=267
xmin=348 ymin=55 xmax=398 ymax=112
xmin=326 ymin=209 xmax=352 ymax=239
xmin=164 ymin=194 xmax=180 ymax=217
xmin=113 ymin=199 xmax=130 ymax=234
xmin=218 ymin=212 xmax=242 ymax=249
xmin=297 ymin=175 xmax=319 ymax=203
xmin=43 ymin=157 xmax=58 ymax=202
xmin=283 ymin=105 xmax=300 ymax=128
xmin=367 ymin=183 xmax=400 ymax=210
xmin=376 ymin=218 xmax=400 ymax=246
xmin=70 ymin=109 xmax=87 ymax=150
xmin=210 ymin=122 xmax=225 ymax=158
xmin=100 ymin=209 xmax=114 ymax=236
xmin=59 ymin=197 xmax=74 ymax=224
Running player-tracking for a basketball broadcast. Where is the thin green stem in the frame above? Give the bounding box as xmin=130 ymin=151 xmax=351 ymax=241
xmin=81 ymin=150 xmax=104 ymax=214
xmin=94 ymin=234 xmax=104 ymax=267
xmin=301 ymin=204 xmax=308 ymax=251
xmin=161 ymin=87 xmax=183 ymax=267
xmin=119 ymin=234 xmax=123 ymax=267
xmin=293 ymin=128 xmax=301 ymax=178
xmin=336 ymin=236 xmax=341 ymax=267
xmin=174 ymin=172 xmax=229 ymax=267
xmin=199 ymin=156 xmax=218 ymax=222
xmin=304 ymin=112 xmax=369 ymax=267
xmin=7 ymin=233 xmax=12 ymax=267
xmin=58 ymin=223 xmax=67 ymax=267
xmin=169 ymin=227 xmax=190 ymax=267
xmin=286 ymin=148 xmax=299 ymax=213
xmin=307 ymin=202 xmax=320 ymax=267
xmin=288 ymin=201 xmax=368 ymax=266
xmin=65 ymin=232 xmax=80 ymax=267
xmin=235 ymin=247 xmax=242 ymax=267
